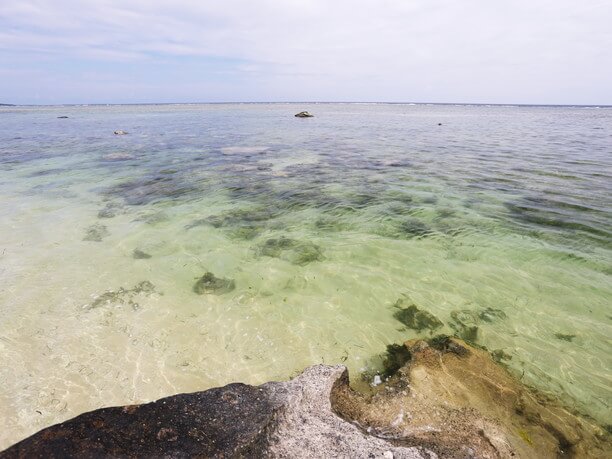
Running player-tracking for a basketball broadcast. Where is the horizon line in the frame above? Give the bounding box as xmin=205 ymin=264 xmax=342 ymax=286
xmin=2 ymin=101 xmax=611 ymax=108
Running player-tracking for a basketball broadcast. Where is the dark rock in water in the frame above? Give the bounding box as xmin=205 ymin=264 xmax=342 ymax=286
xmin=57 ymin=116 xmax=69 ymax=119
xmin=449 ymin=309 xmax=480 ymax=343
xmin=478 ymin=307 xmax=507 ymax=322
xmin=427 ymin=334 xmax=470 ymax=356
xmin=133 ymin=249 xmax=152 ymax=259
xmin=113 ymin=130 xmax=128 ymax=135
xmin=448 ymin=306 xmax=508 ymax=343
xmin=257 ymin=237 xmax=325 ymax=265
xmin=554 ymin=333 xmax=576 ymax=342
xmin=382 ymin=343 xmax=412 ymax=378
xmin=193 ymin=272 xmax=236 ymax=295
xmin=294 ymin=111 xmax=314 ymax=118
xmin=392 ymin=299 xmax=443 ymax=333
xmin=0 ymin=365 xmax=433 ymax=458
xmin=83 ymin=223 xmax=109 ymax=242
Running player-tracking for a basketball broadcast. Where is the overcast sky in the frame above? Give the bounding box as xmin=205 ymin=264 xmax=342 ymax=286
xmin=0 ymin=0 xmax=610 ymax=105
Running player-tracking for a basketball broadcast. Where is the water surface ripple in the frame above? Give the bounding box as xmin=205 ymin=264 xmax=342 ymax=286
xmin=0 ymin=103 xmax=610 ymax=447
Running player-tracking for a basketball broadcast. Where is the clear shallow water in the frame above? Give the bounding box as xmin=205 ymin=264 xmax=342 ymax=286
xmin=0 ymin=103 xmax=610 ymax=447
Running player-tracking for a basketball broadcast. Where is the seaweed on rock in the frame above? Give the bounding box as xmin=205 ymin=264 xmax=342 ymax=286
xmin=381 ymin=343 xmax=412 ymax=378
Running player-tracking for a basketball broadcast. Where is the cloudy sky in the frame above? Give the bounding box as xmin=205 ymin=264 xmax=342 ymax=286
xmin=1 ymin=0 xmax=610 ymax=105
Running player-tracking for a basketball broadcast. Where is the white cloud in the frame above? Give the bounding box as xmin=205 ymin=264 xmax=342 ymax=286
xmin=0 ymin=0 xmax=611 ymax=103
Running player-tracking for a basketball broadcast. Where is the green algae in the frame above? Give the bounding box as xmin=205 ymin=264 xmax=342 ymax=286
xmin=492 ymin=349 xmax=513 ymax=363
xmin=185 ymin=208 xmax=277 ymax=239
xmin=393 ymin=298 xmax=443 ymax=333
xmin=382 ymin=343 xmax=412 ymax=378
xmin=104 ymin=174 xmax=199 ymax=206
xmin=426 ymin=334 xmax=470 ymax=356
xmin=518 ymin=429 xmax=533 ymax=445
xmin=257 ymin=237 xmax=325 ymax=265
xmin=377 ymin=217 xmax=433 ymax=240
xmin=225 ymin=224 xmax=263 ymax=240
xmin=314 ymin=216 xmax=350 ymax=232
xmin=449 ymin=306 xmax=508 ymax=344
xmin=97 ymin=207 xmax=116 ymax=219
xmin=193 ymin=272 xmax=236 ymax=295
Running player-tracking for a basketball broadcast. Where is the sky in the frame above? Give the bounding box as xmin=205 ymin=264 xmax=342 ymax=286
xmin=0 ymin=0 xmax=611 ymax=105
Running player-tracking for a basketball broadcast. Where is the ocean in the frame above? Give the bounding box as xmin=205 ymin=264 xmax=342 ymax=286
xmin=0 ymin=103 xmax=610 ymax=447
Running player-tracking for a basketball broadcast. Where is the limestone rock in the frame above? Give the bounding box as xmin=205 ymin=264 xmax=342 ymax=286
xmin=334 ymin=337 xmax=611 ymax=458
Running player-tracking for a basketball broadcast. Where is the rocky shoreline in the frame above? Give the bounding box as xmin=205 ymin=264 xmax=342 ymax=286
xmin=2 ymin=338 xmax=610 ymax=458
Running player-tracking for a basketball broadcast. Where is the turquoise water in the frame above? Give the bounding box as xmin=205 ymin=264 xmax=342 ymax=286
xmin=0 ymin=103 xmax=610 ymax=447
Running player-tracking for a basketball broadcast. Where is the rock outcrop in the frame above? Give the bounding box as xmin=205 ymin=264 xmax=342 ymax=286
xmin=2 ymin=339 xmax=610 ymax=458
xmin=1 ymin=366 xmax=430 ymax=459
xmin=336 ymin=337 xmax=611 ymax=458
xmin=294 ymin=111 xmax=314 ymax=118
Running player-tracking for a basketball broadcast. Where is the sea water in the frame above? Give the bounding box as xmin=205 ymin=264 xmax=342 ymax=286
xmin=0 ymin=103 xmax=610 ymax=448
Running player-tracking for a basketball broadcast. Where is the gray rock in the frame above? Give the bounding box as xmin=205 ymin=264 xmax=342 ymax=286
xmin=113 ymin=130 xmax=128 ymax=135
xmin=294 ymin=111 xmax=314 ymax=118
xmin=0 ymin=365 xmax=431 ymax=458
